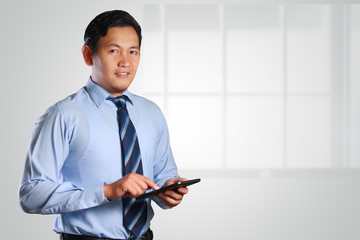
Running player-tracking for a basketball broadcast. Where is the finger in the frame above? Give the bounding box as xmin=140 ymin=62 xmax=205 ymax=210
xmin=165 ymin=177 xmax=188 ymax=186
xmin=157 ymin=193 xmax=181 ymax=207
xmin=176 ymin=187 xmax=188 ymax=195
xmin=124 ymin=181 xmax=143 ymax=197
xmin=177 ymin=178 xmax=189 ymax=182
xmin=135 ymin=176 xmax=152 ymax=191
xmin=142 ymin=177 xmax=159 ymax=190
xmin=132 ymin=178 xmax=160 ymax=197
xmin=163 ymin=189 xmax=184 ymax=201
xmin=122 ymin=176 xmax=147 ymax=196
xmin=126 ymin=173 xmax=158 ymax=191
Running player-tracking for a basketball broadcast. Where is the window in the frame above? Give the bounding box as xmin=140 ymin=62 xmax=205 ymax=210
xmin=133 ymin=4 xmax=360 ymax=170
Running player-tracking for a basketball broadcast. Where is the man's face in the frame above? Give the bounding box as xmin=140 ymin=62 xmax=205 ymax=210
xmin=90 ymin=26 xmax=140 ymax=96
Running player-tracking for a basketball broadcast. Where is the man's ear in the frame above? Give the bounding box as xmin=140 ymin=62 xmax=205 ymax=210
xmin=82 ymin=45 xmax=93 ymax=66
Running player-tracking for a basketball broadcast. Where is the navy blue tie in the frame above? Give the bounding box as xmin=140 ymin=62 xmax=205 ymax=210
xmin=108 ymin=95 xmax=147 ymax=238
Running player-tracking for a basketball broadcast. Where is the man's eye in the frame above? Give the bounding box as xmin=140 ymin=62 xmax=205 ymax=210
xmin=110 ymin=49 xmax=118 ymax=54
xmin=130 ymin=50 xmax=138 ymax=55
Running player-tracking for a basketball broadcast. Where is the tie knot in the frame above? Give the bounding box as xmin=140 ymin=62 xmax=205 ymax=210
xmin=108 ymin=95 xmax=127 ymax=109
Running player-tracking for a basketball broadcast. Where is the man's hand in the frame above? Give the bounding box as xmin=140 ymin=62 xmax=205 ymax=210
xmin=103 ymin=173 xmax=159 ymax=201
xmin=156 ymin=178 xmax=189 ymax=208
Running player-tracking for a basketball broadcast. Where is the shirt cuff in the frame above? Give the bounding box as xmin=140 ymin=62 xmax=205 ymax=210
xmin=84 ymin=183 xmax=110 ymax=208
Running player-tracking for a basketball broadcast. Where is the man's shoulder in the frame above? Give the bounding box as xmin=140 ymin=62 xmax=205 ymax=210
xmin=45 ymin=87 xmax=89 ymax=117
xmin=129 ymin=93 xmax=161 ymax=111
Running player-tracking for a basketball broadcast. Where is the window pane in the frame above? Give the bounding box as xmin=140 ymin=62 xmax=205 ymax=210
xmin=226 ymin=96 xmax=284 ymax=168
xmin=167 ymin=96 xmax=224 ymax=169
xmin=287 ymin=96 xmax=332 ymax=167
xmin=350 ymin=5 xmax=360 ymax=167
xmin=226 ymin=5 xmax=283 ymax=93
xmin=141 ymin=5 xmax=165 ymax=93
xmin=166 ymin=5 xmax=222 ymax=94
xmin=287 ymin=5 xmax=331 ymax=93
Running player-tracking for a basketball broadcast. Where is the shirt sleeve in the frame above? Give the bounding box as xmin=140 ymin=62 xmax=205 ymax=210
xmin=151 ymin=110 xmax=180 ymax=209
xmin=19 ymin=106 xmax=109 ymax=215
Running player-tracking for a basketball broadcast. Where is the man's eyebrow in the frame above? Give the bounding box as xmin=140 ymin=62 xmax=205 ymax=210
xmin=108 ymin=43 xmax=120 ymax=48
xmin=129 ymin=45 xmax=140 ymax=50
xmin=107 ymin=43 xmax=139 ymax=49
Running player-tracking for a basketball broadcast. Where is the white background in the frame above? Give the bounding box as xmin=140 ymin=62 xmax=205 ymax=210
xmin=1 ymin=0 xmax=360 ymax=239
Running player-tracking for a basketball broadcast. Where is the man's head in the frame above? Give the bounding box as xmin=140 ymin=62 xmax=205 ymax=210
xmin=84 ymin=10 xmax=142 ymax=53
xmin=82 ymin=10 xmax=142 ymax=97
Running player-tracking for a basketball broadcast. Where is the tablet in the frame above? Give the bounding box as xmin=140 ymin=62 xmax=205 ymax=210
xmin=136 ymin=178 xmax=201 ymax=200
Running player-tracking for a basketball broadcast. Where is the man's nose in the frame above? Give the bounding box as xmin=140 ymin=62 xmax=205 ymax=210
xmin=118 ymin=54 xmax=130 ymax=67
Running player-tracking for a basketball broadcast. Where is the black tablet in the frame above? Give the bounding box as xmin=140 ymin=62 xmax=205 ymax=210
xmin=136 ymin=178 xmax=201 ymax=200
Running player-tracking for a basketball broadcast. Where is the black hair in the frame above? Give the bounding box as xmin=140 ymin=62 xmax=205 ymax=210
xmin=84 ymin=10 xmax=142 ymax=53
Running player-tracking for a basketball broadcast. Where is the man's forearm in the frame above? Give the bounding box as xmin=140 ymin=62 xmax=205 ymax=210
xmin=19 ymin=178 xmax=108 ymax=214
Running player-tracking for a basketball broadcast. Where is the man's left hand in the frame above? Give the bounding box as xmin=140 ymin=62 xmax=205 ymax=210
xmin=155 ymin=178 xmax=189 ymax=208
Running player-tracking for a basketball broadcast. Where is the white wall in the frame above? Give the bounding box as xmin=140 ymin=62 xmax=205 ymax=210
xmin=1 ymin=0 xmax=359 ymax=239
xmin=153 ymin=170 xmax=360 ymax=240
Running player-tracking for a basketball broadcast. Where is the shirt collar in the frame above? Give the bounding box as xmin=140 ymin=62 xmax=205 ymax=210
xmin=119 ymin=89 xmax=134 ymax=106
xmin=85 ymin=77 xmax=134 ymax=108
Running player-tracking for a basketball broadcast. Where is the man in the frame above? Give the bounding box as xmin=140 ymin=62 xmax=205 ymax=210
xmin=19 ymin=10 xmax=188 ymax=240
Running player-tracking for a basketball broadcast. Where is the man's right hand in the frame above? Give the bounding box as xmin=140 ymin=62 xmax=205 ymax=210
xmin=103 ymin=173 xmax=159 ymax=201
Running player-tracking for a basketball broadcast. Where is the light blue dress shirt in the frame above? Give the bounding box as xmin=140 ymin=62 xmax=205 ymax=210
xmin=19 ymin=78 xmax=179 ymax=239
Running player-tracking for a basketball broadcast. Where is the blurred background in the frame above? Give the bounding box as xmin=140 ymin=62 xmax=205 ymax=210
xmin=1 ymin=0 xmax=359 ymax=239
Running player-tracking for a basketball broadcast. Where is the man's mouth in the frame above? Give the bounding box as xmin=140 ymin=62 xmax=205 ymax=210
xmin=116 ymin=72 xmax=130 ymax=77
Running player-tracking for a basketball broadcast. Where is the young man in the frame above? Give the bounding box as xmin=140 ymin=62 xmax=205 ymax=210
xmin=19 ymin=10 xmax=188 ymax=240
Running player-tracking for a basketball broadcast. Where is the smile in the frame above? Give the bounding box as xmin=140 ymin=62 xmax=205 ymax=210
xmin=116 ymin=72 xmax=130 ymax=77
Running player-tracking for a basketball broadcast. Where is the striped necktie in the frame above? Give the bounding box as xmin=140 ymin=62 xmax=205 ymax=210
xmin=107 ymin=95 xmax=148 ymax=238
